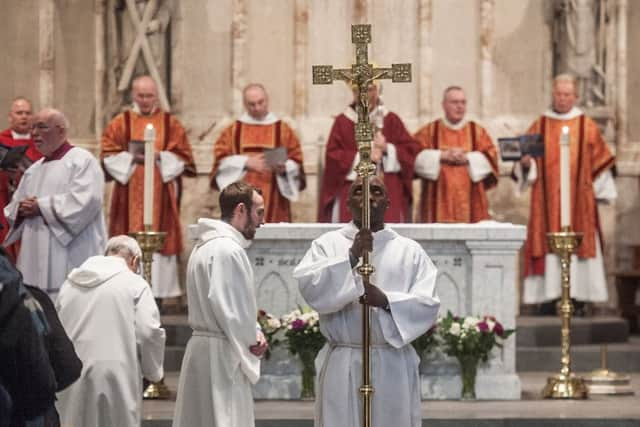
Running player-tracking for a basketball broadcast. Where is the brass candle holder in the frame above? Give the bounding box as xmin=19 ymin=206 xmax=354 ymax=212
xmin=130 ymin=225 xmax=170 ymax=400
xmin=542 ymin=226 xmax=589 ymax=399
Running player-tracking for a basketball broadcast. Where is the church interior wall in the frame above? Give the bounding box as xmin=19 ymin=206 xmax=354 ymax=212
xmin=431 ymin=0 xmax=480 ymax=118
xmin=0 ymin=0 xmax=636 ymax=310
xmin=53 ymin=0 xmax=96 ymax=141
xmin=0 ymin=1 xmax=40 ymax=111
xmin=628 ymin=1 xmax=640 ymax=142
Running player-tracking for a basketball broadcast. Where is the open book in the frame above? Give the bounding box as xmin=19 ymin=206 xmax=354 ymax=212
xmin=264 ymin=147 xmax=287 ymax=168
xmin=0 ymin=144 xmax=29 ymax=170
xmin=497 ymin=134 xmax=544 ymax=161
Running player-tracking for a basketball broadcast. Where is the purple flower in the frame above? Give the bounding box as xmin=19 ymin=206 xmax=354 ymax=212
xmin=477 ymin=321 xmax=489 ymax=332
xmin=494 ymin=322 xmax=504 ymax=337
xmin=291 ymin=319 xmax=306 ymax=330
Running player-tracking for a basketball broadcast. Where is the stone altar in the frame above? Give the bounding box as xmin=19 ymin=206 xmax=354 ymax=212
xmin=189 ymin=221 xmax=526 ymax=399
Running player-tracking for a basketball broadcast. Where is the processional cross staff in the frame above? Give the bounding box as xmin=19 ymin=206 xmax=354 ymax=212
xmin=312 ymin=24 xmax=411 ymax=427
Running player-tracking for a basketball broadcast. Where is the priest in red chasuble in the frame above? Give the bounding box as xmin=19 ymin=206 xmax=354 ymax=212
xmin=413 ymin=86 xmax=498 ymax=223
xmin=101 ymin=76 xmax=196 ymax=299
xmin=210 ymin=83 xmax=306 ymax=222
xmin=318 ymin=82 xmax=419 ymax=223
xmin=514 ymin=74 xmax=616 ymax=308
xmin=0 ymin=97 xmax=43 ymax=263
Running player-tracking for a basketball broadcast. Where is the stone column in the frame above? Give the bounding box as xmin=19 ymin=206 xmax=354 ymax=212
xmin=95 ymin=0 xmax=107 ymax=140
xmin=39 ymin=0 xmax=55 ymax=108
xmin=479 ymin=0 xmax=495 ymax=119
xmin=417 ymin=0 xmax=433 ymax=122
xmin=354 ymin=0 xmax=368 ymax=23
xmin=231 ymin=0 xmax=248 ymax=116
xmin=616 ymin=0 xmax=628 ymax=147
xmin=293 ymin=0 xmax=309 ymax=118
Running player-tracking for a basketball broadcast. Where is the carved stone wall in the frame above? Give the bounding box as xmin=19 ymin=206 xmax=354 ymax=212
xmin=0 ymin=0 xmax=638 ymax=308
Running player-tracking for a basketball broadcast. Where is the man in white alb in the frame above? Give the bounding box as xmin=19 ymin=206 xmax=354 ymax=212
xmin=3 ymin=108 xmax=106 ymax=300
xmin=173 ymin=181 xmax=268 ymax=427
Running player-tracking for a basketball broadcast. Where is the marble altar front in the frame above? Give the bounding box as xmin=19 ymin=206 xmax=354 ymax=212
xmin=189 ymin=221 xmax=526 ymax=399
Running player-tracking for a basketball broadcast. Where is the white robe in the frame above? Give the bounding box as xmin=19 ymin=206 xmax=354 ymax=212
xmin=173 ymin=218 xmax=261 ymax=427
xmin=3 ymin=147 xmax=107 ymax=301
xmin=55 ymin=255 xmax=165 ymax=427
xmin=293 ymin=223 xmax=440 ymax=427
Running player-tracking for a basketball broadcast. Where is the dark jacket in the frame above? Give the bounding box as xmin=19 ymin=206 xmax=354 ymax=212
xmin=25 ymin=285 xmax=83 ymax=427
xmin=0 ymin=250 xmax=56 ymax=427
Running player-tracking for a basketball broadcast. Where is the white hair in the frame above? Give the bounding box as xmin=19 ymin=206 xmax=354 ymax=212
xmin=105 ymin=235 xmax=142 ymax=260
xmin=553 ymin=73 xmax=578 ymax=90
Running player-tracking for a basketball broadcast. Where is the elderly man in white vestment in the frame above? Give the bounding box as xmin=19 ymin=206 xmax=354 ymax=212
xmin=55 ymin=235 xmax=166 ymax=427
xmin=3 ymin=108 xmax=106 ymax=301
xmin=294 ymin=176 xmax=440 ymax=427
xmin=173 ymin=181 xmax=268 ymax=427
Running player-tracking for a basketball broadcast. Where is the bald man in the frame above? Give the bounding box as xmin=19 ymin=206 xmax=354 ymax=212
xmin=0 ymin=98 xmax=43 ymax=262
xmin=210 ymin=83 xmax=305 ymax=222
xmin=3 ymin=109 xmax=107 ymax=300
xmin=101 ymin=75 xmax=196 ymax=303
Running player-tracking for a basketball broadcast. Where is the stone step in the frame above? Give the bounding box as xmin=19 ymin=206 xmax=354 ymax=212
xmin=515 ymin=316 xmax=630 ymax=347
xmin=517 ymin=337 xmax=640 ymax=372
xmin=141 ymin=372 xmax=640 ymax=427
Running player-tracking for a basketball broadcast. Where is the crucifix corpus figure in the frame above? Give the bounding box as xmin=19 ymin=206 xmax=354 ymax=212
xmin=295 ymin=24 xmax=440 ymax=427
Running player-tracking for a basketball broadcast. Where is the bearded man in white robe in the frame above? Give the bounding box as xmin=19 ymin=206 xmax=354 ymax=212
xmin=294 ymin=175 xmax=440 ymax=427
xmin=55 ymin=235 xmax=166 ymax=427
xmin=173 ymin=181 xmax=268 ymax=427
xmin=3 ymin=108 xmax=106 ymax=301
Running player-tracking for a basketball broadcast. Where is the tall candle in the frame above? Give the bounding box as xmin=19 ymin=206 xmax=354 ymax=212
xmin=560 ymin=126 xmax=570 ymax=228
xmin=143 ymin=123 xmax=156 ymax=227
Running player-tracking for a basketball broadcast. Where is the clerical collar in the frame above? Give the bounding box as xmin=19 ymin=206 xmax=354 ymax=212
xmin=543 ymin=106 xmax=583 ymax=121
xmin=343 ymin=104 xmax=389 ymax=124
xmin=131 ymin=102 xmax=159 ymax=116
xmin=43 ymin=141 xmax=73 ymax=162
xmin=441 ymin=117 xmax=467 ymax=130
xmin=238 ymin=112 xmax=279 ymax=126
xmin=11 ymin=130 xmax=31 ymax=140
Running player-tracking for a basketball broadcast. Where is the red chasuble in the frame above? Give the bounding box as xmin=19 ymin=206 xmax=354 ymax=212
xmin=413 ymin=120 xmax=498 ymax=223
xmin=523 ymin=114 xmax=615 ymax=276
xmin=101 ymin=110 xmax=196 ymax=256
xmin=210 ymin=120 xmax=305 ymax=222
xmin=0 ymin=128 xmax=43 ymax=262
xmin=318 ymin=109 xmax=419 ymax=223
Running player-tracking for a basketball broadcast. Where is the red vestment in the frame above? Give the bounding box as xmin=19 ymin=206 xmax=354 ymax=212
xmin=0 ymin=128 xmax=43 ymax=262
xmin=413 ymin=120 xmax=498 ymax=223
xmin=101 ymin=110 xmax=196 ymax=256
xmin=210 ymin=120 xmax=305 ymax=222
xmin=318 ymin=109 xmax=419 ymax=223
xmin=523 ymin=114 xmax=615 ymax=276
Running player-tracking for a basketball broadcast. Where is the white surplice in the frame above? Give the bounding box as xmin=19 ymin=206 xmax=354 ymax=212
xmin=293 ymin=223 xmax=440 ymax=427
xmin=55 ymin=255 xmax=165 ymax=427
xmin=3 ymin=147 xmax=107 ymax=301
xmin=173 ymin=218 xmax=261 ymax=427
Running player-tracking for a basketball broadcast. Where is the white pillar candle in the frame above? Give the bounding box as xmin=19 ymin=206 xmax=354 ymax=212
xmin=143 ymin=123 xmax=156 ymax=228
xmin=560 ymin=125 xmax=570 ymax=228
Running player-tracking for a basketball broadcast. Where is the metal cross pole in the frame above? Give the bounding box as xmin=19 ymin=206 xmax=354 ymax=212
xmin=312 ymin=24 xmax=411 ymax=427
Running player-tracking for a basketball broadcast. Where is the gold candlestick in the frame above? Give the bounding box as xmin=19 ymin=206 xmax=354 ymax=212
xmin=130 ymin=226 xmax=170 ymax=400
xmin=542 ymin=226 xmax=588 ymax=399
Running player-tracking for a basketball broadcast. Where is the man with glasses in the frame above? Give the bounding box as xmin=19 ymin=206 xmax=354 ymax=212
xmin=413 ymin=86 xmax=498 ymax=223
xmin=3 ymin=108 xmax=106 ymax=301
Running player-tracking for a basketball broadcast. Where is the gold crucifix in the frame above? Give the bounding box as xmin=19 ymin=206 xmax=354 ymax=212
xmin=312 ymin=24 xmax=411 ymax=427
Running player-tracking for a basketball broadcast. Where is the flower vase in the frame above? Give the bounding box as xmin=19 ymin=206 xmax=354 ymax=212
xmin=298 ymin=351 xmax=316 ymax=400
xmin=457 ymin=355 xmax=478 ymax=400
